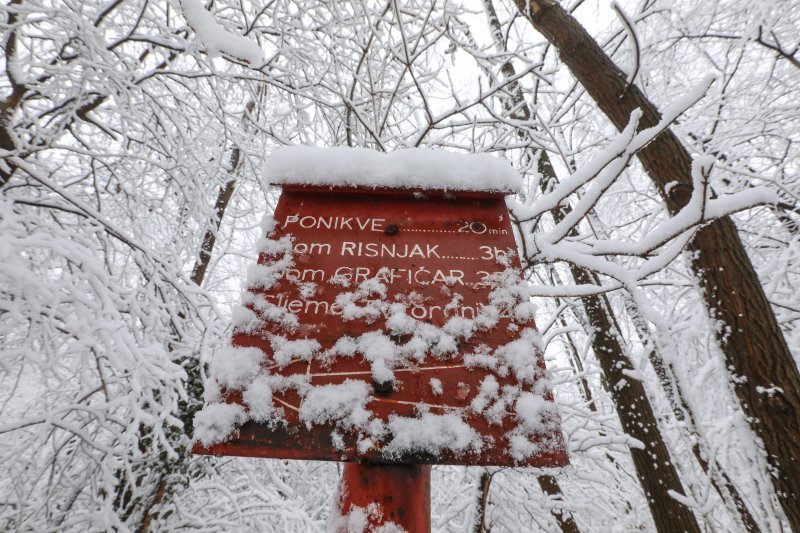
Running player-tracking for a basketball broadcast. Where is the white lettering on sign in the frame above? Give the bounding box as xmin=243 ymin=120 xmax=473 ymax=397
xmin=457 ymin=220 xmax=509 ymax=235
xmin=293 ymin=242 xmax=331 ymax=255
xmin=269 ymin=210 xmax=515 ymax=302
xmin=332 ymin=266 xmax=466 ymax=286
xmin=340 ymin=242 xmax=440 ymax=259
xmin=286 ymin=268 xmax=326 ymax=282
xmin=478 ymin=246 xmax=509 ymax=262
xmin=263 ymin=293 xmax=479 ymax=320
xmin=284 ymin=214 xmax=385 ymax=232
xmin=264 ymin=293 xmax=344 ymax=316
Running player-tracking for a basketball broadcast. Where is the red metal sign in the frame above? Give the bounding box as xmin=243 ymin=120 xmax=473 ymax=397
xmin=193 ymin=185 xmax=568 ymax=467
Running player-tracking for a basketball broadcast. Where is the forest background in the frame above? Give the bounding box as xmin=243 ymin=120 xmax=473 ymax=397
xmin=1 ymin=0 xmax=798 ymax=531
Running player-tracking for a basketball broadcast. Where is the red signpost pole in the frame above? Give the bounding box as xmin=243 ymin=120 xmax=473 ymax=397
xmin=336 ymin=463 xmax=431 ymax=532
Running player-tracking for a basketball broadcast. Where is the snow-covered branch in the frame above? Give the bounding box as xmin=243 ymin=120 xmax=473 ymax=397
xmin=509 ymin=78 xmax=777 ymax=292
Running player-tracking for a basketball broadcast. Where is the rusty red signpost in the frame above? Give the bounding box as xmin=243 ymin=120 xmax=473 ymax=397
xmin=194 ymin=183 xmax=568 ymax=531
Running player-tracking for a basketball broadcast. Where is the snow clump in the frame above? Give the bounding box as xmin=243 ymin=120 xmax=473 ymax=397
xmin=180 ymin=0 xmax=263 ymax=65
xmin=299 ymin=380 xmax=373 ymax=429
xmin=327 ymin=503 xmax=407 ymax=533
xmin=210 ymin=346 xmax=263 ymax=390
xmin=194 ymin=403 xmax=246 ymax=446
xmin=384 ymin=412 xmax=479 ymax=457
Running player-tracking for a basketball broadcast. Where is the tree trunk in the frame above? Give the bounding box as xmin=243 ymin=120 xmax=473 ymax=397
xmin=544 ymin=152 xmax=761 ymax=531
xmin=515 ymin=1 xmax=800 ymax=528
xmin=474 ymin=470 xmax=492 ymax=533
xmin=134 ymin=101 xmax=257 ymax=532
xmin=482 ymin=2 xmax=701 ymax=528
xmin=567 ymin=262 xmax=702 ymax=532
xmin=537 ymin=474 xmax=581 ymax=533
xmin=1 ymin=0 xmax=24 ymax=188
xmin=539 ymin=155 xmax=704 ymax=533
xmin=474 ymin=470 xmax=580 ymax=533
xmin=623 ymin=299 xmax=760 ymax=532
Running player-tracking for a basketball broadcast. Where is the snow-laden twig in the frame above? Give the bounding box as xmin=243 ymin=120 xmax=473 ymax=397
xmin=611 ymin=2 xmax=640 ymax=92
xmin=512 ymin=75 xmax=717 ymax=226
xmin=10 ymin=156 xmax=206 ymax=311
xmin=180 ymin=0 xmax=263 ymax=65
xmin=509 ymin=76 xmax=776 ymax=296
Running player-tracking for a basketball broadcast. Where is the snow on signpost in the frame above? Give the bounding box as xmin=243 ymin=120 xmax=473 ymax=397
xmin=193 ymin=147 xmax=568 ymax=469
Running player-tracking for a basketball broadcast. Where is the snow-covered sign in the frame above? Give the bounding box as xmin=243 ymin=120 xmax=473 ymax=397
xmin=193 ymin=148 xmax=568 ymax=467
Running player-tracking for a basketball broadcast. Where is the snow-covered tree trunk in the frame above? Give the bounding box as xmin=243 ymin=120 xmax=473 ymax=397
xmin=514 ymin=0 xmax=800 ymax=527
xmin=481 ymin=2 xmax=702 ymax=529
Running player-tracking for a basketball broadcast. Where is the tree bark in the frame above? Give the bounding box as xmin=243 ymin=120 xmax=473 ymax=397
xmin=567 ymin=260 xmax=702 ymax=532
xmin=474 ymin=470 xmax=492 ymax=533
xmin=134 ymin=101 xmax=256 ymax=532
xmin=537 ymin=160 xmax=704 ymax=533
xmin=537 ymin=474 xmax=581 ymax=533
xmin=515 ymin=1 xmax=800 ymax=528
xmin=1 ymin=0 xmax=24 ymax=188
xmin=474 ymin=470 xmax=580 ymax=533
xmin=482 ymin=1 xmax=701 ymax=528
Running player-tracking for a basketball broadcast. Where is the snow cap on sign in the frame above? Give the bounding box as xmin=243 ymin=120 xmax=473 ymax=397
xmin=263 ymin=146 xmax=522 ymax=193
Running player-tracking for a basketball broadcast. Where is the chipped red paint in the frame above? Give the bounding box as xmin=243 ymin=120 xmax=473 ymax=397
xmin=336 ymin=463 xmax=431 ymax=532
xmin=193 ymin=185 xmax=568 ymax=468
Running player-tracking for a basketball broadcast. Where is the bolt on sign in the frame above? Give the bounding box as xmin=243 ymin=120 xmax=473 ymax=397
xmin=193 ymin=149 xmax=568 ymax=468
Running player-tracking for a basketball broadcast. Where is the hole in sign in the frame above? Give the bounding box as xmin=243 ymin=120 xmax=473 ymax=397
xmin=373 ymin=379 xmax=395 ymax=395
